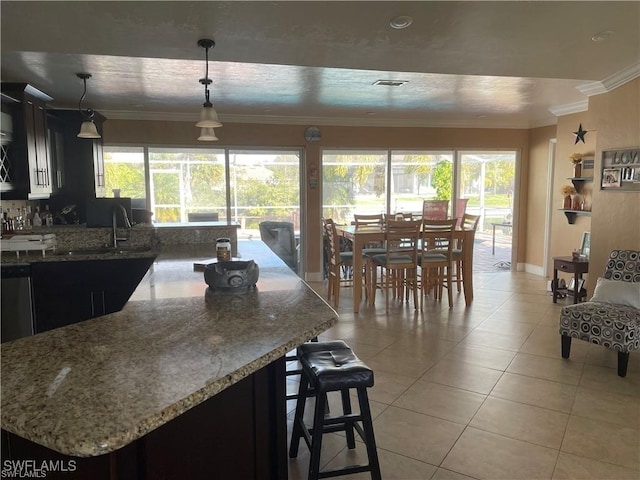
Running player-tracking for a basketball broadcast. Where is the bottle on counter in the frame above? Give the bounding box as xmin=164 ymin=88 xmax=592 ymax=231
xmin=216 ymin=237 xmax=232 ymax=261
xmin=24 ymin=206 xmax=32 ymax=231
xmin=44 ymin=205 xmax=53 ymax=226
xmin=32 ymin=206 xmax=42 ymax=227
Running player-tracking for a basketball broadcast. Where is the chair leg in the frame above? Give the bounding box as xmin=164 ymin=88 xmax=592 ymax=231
xmin=618 ymin=351 xmax=629 ymax=377
xmin=446 ymin=266 xmax=453 ymax=308
xmin=561 ymin=334 xmax=571 ymax=359
xmin=356 ymin=387 xmax=382 ymax=480
xmin=456 ymin=259 xmax=462 ymax=292
xmin=308 ymin=389 xmax=327 ymax=480
xmin=289 ymin=374 xmax=310 ymax=458
xmin=340 ymin=389 xmax=356 ymax=449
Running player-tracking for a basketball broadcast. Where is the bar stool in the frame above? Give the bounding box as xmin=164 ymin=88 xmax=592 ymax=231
xmin=289 ymin=340 xmax=381 ymax=480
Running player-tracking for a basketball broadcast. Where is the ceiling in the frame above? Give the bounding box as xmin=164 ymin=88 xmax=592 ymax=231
xmin=1 ymin=1 xmax=639 ymax=129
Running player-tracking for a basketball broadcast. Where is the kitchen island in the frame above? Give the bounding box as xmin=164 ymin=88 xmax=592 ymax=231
xmin=1 ymin=240 xmax=337 ymax=479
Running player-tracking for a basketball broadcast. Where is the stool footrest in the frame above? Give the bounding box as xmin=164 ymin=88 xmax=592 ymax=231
xmin=317 ymin=464 xmax=374 ymax=479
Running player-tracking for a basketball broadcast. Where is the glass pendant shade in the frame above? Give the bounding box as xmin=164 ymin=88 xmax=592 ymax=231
xmin=196 ymin=104 xmax=222 ymax=128
xmin=197 ymin=127 xmax=218 ymax=141
xmin=77 ymin=120 xmax=101 ymax=139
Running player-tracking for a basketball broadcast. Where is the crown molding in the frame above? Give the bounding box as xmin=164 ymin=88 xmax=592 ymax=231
xmin=576 ymin=60 xmax=640 ymax=96
xmin=100 ymin=110 xmax=546 ymax=130
xmin=548 ymin=100 xmax=588 ymax=117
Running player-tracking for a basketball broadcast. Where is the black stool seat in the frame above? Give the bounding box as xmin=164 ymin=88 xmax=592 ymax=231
xmin=290 ymin=340 xmax=381 ymax=480
xmin=299 ymin=340 xmax=373 ymax=392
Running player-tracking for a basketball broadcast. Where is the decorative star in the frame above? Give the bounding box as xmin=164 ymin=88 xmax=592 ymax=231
xmin=573 ymin=123 xmax=588 ymax=144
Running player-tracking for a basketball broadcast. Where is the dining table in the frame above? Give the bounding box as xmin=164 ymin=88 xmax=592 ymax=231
xmin=336 ymin=224 xmax=476 ymax=313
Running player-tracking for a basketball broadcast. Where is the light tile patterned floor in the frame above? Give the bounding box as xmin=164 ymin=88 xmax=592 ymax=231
xmin=287 ymin=269 xmax=640 ymax=480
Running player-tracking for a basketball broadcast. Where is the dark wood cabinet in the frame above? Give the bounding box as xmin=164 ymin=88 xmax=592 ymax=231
xmin=31 ymin=256 xmax=155 ymax=333
xmin=47 ymin=113 xmax=66 ymax=193
xmin=0 ymin=83 xmax=53 ymax=199
xmin=49 ymin=110 xmax=106 ymax=202
xmin=2 ymin=357 xmax=287 ymax=480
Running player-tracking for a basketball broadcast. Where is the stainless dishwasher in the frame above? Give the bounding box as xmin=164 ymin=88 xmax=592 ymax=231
xmin=1 ymin=263 xmax=35 ymax=342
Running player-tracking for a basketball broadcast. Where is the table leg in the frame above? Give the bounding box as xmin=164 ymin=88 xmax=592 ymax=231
xmin=462 ymin=230 xmax=474 ymax=305
xmin=573 ymin=272 xmax=580 ymax=304
xmin=492 ymin=224 xmax=496 ymax=255
xmin=553 ymin=267 xmax=558 ymax=303
xmin=352 ymin=237 xmax=363 ymax=313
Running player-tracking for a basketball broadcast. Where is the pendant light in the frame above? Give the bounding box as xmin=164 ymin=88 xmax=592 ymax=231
xmin=198 ymin=127 xmax=219 ymax=141
xmin=195 ymin=38 xmax=222 ymax=138
xmin=76 ymin=73 xmax=101 ymax=139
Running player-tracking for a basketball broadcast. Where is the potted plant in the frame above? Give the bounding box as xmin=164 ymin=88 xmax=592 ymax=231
xmin=570 ymin=153 xmax=583 ymax=178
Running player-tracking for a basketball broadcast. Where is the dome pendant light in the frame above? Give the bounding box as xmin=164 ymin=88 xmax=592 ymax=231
xmin=76 ymin=73 xmax=101 ymax=139
xmin=195 ymin=38 xmax=222 ymax=138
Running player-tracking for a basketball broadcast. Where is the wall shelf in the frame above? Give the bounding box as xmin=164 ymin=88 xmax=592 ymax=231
xmin=560 ymin=209 xmax=591 ymax=224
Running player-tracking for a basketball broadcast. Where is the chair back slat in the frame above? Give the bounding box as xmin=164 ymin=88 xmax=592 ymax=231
xmin=422 ymin=200 xmax=449 ymax=220
xmin=354 ymin=213 xmax=384 ymax=227
xmin=421 ymin=218 xmax=457 ymax=256
xmin=322 ymin=218 xmax=341 ymax=267
xmin=383 ymin=219 xmax=422 ymax=264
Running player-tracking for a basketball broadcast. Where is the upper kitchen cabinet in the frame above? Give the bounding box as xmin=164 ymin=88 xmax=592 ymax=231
xmin=1 ymin=83 xmax=54 ymax=200
xmin=48 ymin=109 xmax=106 ymax=199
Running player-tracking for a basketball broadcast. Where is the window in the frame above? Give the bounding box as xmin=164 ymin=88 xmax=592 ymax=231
xmin=104 ymin=146 xmax=146 ymax=205
xmin=104 ymin=146 xmax=301 ymax=235
xmin=322 ymin=149 xmax=455 ymax=221
xmin=148 ymin=148 xmax=226 ymax=223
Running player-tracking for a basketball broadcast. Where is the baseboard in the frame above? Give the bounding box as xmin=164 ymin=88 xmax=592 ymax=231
xmin=522 ymin=263 xmax=544 ymax=276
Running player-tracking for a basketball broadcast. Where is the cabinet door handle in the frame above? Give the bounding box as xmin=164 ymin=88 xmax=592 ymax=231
xmin=90 ymin=291 xmax=95 ymax=317
xmin=101 ymin=291 xmax=106 ymax=315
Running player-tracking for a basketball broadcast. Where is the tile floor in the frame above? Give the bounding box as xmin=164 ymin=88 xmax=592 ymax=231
xmin=286 ymin=269 xmax=640 ymax=480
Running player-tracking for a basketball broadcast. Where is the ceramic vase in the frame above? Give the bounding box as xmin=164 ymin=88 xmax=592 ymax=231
xmin=573 ymin=163 xmax=582 ymax=178
xmin=563 ymin=195 xmax=572 ymax=209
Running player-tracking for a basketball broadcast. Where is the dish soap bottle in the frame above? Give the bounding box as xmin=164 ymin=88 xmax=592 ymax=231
xmin=32 ymin=206 xmax=42 ymax=227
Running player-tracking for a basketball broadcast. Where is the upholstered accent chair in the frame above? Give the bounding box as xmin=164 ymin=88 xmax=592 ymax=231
xmin=559 ymin=250 xmax=640 ymax=377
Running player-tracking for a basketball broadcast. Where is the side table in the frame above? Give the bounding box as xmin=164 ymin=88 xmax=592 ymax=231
xmin=552 ymin=256 xmax=589 ymax=304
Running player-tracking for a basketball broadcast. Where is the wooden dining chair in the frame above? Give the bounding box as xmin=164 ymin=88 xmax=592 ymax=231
xmin=366 ymin=219 xmax=421 ymax=312
xmin=454 ymin=198 xmax=469 ymax=227
xmin=422 ymin=199 xmax=449 ymax=220
xmin=322 ymin=218 xmax=355 ymax=308
xmin=452 ymin=213 xmax=480 ymax=293
xmin=354 ymin=213 xmax=384 ymax=227
xmin=420 ymin=218 xmax=457 ymax=308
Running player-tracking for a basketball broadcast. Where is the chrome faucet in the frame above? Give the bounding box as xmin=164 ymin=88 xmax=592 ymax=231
xmin=112 ymin=205 xmax=132 ymax=248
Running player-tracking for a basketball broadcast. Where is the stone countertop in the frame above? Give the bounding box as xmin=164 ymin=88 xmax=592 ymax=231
xmin=0 ymin=240 xmax=337 ymax=457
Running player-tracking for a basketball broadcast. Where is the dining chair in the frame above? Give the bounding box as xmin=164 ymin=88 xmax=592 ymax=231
xmin=322 ymin=218 xmax=355 ymax=308
xmin=454 ymin=198 xmax=468 ymax=227
xmin=384 ymin=212 xmax=413 ymax=222
xmin=452 ymin=213 xmax=480 ymax=293
xmin=420 ymin=218 xmax=457 ymax=308
xmin=353 ymin=213 xmax=384 ymax=227
xmin=422 ymin=199 xmax=449 ymax=220
xmin=366 ymin=219 xmax=421 ymax=312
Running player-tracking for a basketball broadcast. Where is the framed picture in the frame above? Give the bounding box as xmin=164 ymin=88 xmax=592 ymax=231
xmin=601 ymin=168 xmax=621 ymax=188
xmin=568 ymin=278 xmax=585 ymax=292
xmin=580 ymin=231 xmax=590 ymax=259
xmin=621 ymin=167 xmax=635 ymax=182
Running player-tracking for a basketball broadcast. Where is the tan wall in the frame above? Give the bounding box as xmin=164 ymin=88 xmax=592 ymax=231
xmin=525 ymin=124 xmax=556 ymax=269
xmin=586 ymin=78 xmax=640 ymax=293
xmin=105 ymin=121 xmax=531 ymax=278
xmin=547 ymin=112 xmax=595 ymax=280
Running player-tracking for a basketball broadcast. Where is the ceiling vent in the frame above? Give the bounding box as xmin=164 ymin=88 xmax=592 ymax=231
xmin=373 ymin=80 xmax=408 ymax=87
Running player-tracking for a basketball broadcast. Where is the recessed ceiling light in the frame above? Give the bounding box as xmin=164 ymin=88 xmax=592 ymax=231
xmin=389 ymin=16 xmax=413 ymax=30
xmin=591 ymin=30 xmax=614 ymax=42
xmin=373 ymin=80 xmax=408 ymax=87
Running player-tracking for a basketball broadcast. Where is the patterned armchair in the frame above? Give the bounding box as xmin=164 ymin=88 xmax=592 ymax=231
xmin=559 ymin=250 xmax=640 ymax=377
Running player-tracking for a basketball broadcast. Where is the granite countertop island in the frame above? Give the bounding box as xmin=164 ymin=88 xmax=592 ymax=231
xmin=1 ymin=240 xmax=337 ymax=477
